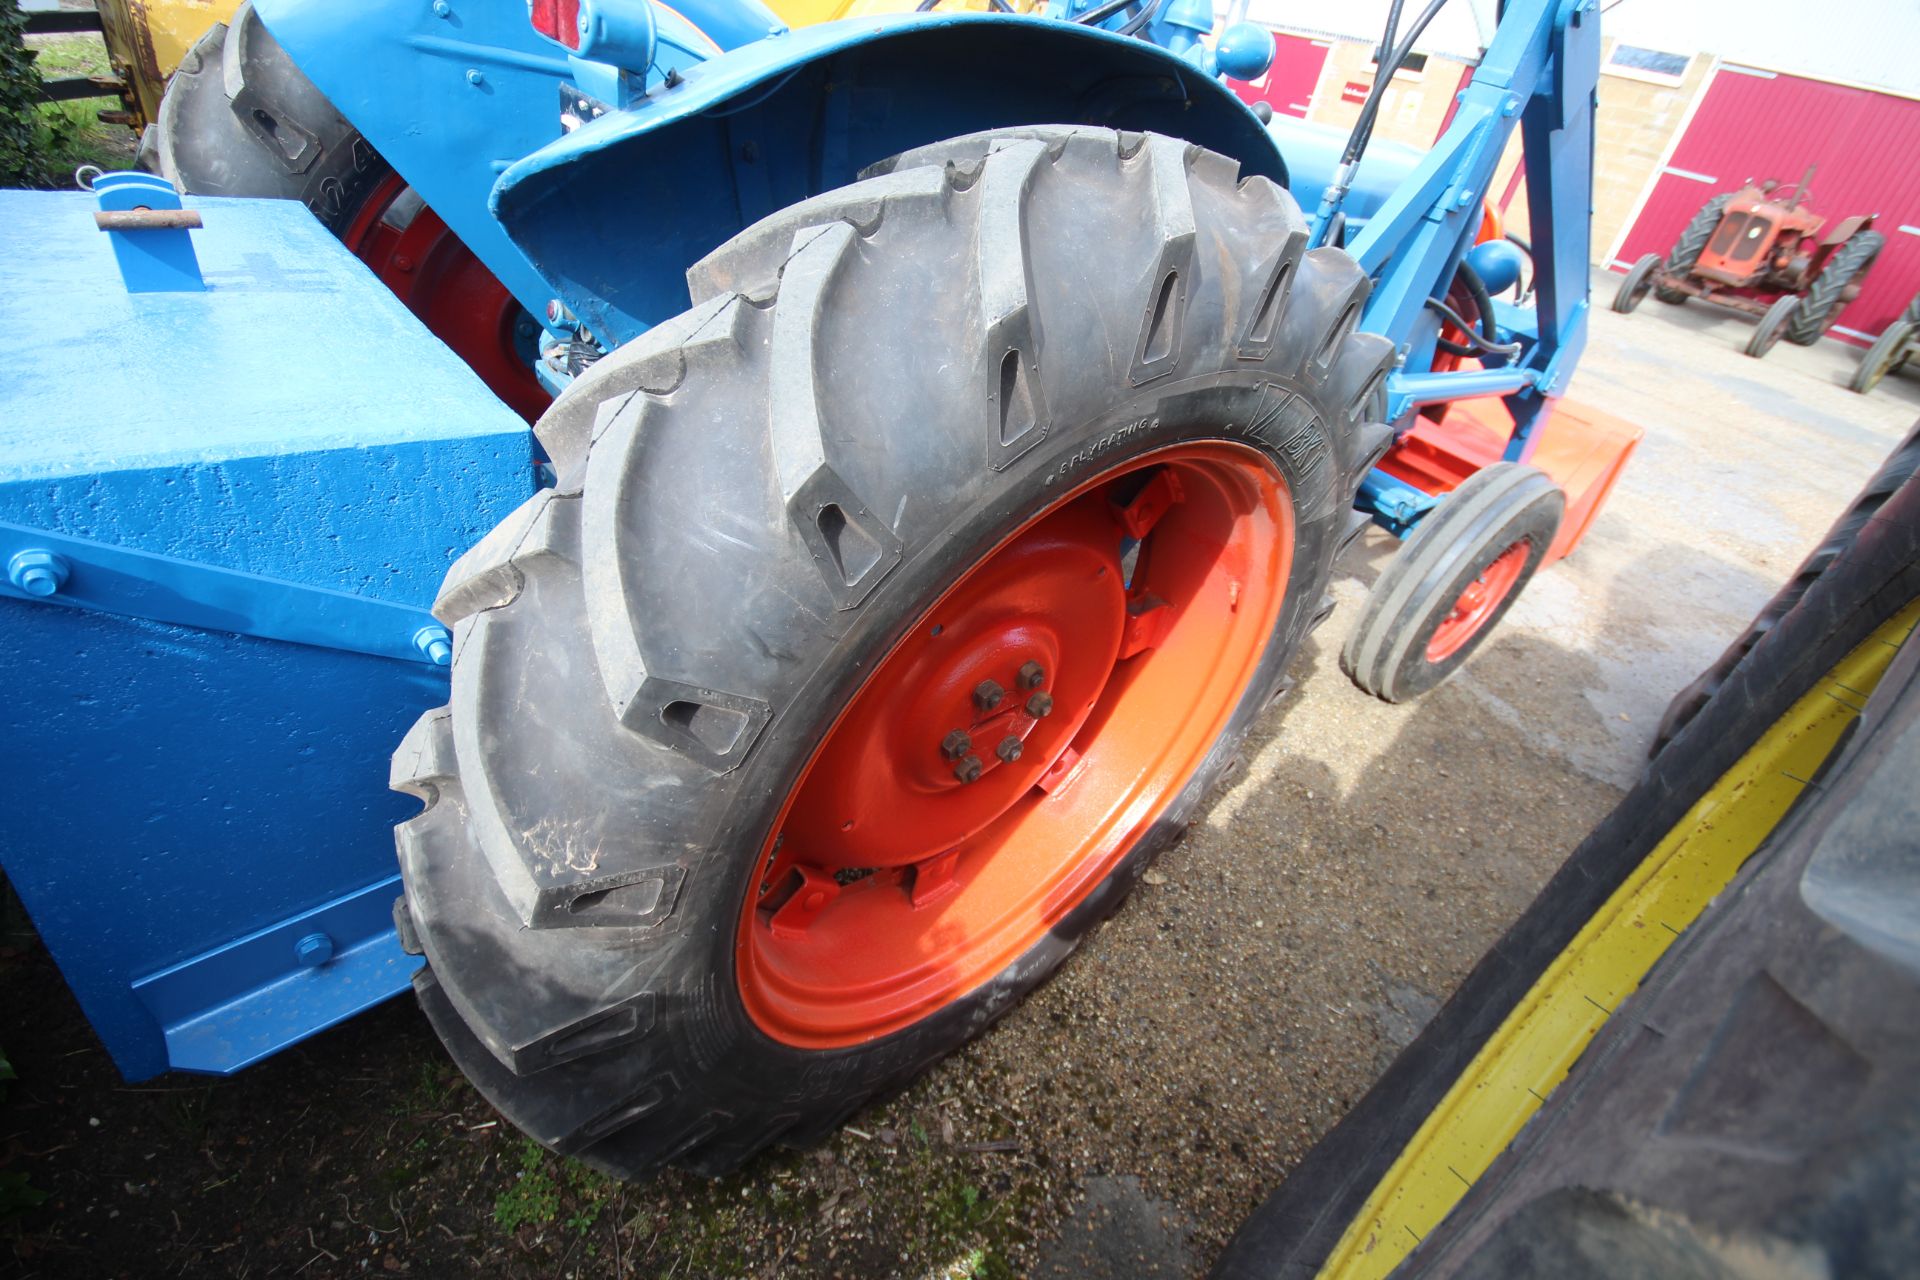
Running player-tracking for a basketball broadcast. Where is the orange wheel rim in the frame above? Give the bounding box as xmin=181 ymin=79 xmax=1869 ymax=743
xmin=1426 ymin=540 xmax=1527 ymax=664
xmin=735 ymin=442 xmax=1295 ymax=1048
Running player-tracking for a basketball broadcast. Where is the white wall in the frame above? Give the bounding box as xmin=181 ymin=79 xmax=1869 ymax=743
xmin=1229 ymin=0 xmax=1920 ymax=98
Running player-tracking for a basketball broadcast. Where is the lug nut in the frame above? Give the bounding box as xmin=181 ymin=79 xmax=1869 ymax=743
xmin=941 ymin=730 xmax=973 ymax=760
xmin=953 ymin=754 xmax=984 ymax=784
xmin=996 ymin=736 xmax=1023 ymax=764
xmin=974 ymin=679 xmax=1004 ymax=712
xmin=1018 ymin=661 xmax=1046 ymax=689
xmin=1026 ymin=691 xmax=1054 ymax=718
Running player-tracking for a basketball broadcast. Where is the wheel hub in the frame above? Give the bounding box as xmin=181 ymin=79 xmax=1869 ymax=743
xmin=1427 ymin=540 xmax=1529 ymax=663
xmin=738 ymin=443 xmax=1297 ymax=1047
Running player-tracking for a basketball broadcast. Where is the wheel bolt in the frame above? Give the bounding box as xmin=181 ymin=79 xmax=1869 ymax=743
xmin=996 ymin=736 xmax=1023 ymax=764
xmin=974 ymin=679 xmax=1004 ymax=712
xmin=1017 ymin=661 xmax=1046 ymax=690
xmin=953 ymin=754 xmax=984 ymax=784
xmin=1026 ymin=691 xmax=1054 ymax=718
xmin=941 ymin=730 xmax=973 ymax=760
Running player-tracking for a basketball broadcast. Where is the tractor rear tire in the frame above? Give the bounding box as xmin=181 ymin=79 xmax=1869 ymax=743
xmin=148 ymin=3 xmax=386 ymax=233
xmin=1850 ymin=320 xmax=1917 ymax=394
xmin=1787 ymin=229 xmax=1885 ymax=346
xmin=1654 ymin=193 xmax=1731 ymax=304
xmin=1610 ymin=253 xmax=1660 ymax=314
xmin=1341 ymin=463 xmax=1563 ymax=703
xmin=390 ymin=127 xmax=1392 ymax=1178
xmin=148 ymin=2 xmax=547 ymax=419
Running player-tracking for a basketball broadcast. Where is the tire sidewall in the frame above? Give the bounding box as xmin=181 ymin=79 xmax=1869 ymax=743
xmin=1378 ymin=487 xmax=1561 ymax=702
xmin=681 ymin=369 xmax=1352 ymax=1116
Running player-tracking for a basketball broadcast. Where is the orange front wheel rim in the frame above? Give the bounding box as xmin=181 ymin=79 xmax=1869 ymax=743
xmin=1426 ymin=541 xmax=1528 ymax=664
xmin=735 ymin=443 xmax=1296 ymax=1048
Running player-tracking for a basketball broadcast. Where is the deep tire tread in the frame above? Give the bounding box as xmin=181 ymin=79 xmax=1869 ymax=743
xmin=396 ymin=126 xmax=1393 ymax=1177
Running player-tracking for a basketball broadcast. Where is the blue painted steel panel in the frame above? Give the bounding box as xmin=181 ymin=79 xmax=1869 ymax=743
xmin=491 ymin=14 xmax=1286 ymax=343
xmin=0 ymin=192 xmax=533 ymax=1079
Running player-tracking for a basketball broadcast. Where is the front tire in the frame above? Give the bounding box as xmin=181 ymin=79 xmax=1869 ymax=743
xmin=390 ymin=127 xmax=1392 ymax=1177
xmin=1341 ymin=463 xmax=1563 ymax=703
xmin=1610 ymin=253 xmax=1660 ymax=314
xmin=1745 ymin=294 xmax=1800 ymax=358
xmin=1654 ymin=193 xmax=1731 ymax=304
xmin=1849 ymin=319 xmax=1916 ymax=394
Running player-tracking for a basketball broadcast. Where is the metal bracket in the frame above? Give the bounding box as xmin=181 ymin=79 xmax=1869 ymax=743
xmin=131 ymin=875 xmax=423 ymax=1075
xmin=1357 ymin=469 xmax=1442 ymax=538
xmin=92 ymin=171 xmax=204 ymax=294
xmin=0 ymin=521 xmax=451 ymax=667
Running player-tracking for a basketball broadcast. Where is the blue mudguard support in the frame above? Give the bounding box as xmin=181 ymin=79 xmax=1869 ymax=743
xmin=0 ymin=192 xmax=533 ymax=1079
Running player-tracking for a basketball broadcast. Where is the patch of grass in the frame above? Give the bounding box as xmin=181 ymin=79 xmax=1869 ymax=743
xmin=491 ymin=1139 xmax=618 ymax=1237
xmin=13 ymin=34 xmax=137 ymax=186
xmin=492 ymin=1140 xmax=561 ymax=1232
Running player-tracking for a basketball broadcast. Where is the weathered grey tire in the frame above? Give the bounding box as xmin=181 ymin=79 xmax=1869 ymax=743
xmin=388 ymin=127 xmax=1393 ymax=1179
xmin=1610 ymin=253 xmax=1660 ymax=314
xmin=1787 ymin=229 xmax=1884 ymax=346
xmin=1654 ymin=193 xmax=1731 ymax=304
xmin=1341 ymin=463 xmax=1563 ymax=703
xmin=1852 ymin=320 xmax=1918 ymax=394
xmin=146 ymin=1 xmax=389 ymax=233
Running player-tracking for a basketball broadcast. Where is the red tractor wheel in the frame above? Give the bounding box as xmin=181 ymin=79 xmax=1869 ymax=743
xmin=149 ymin=3 xmax=548 ymax=421
xmin=1746 ymin=294 xmax=1801 ymax=358
xmin=390 ymin=127 xmax=1392 ymax=1177
xmin=1611 ymin=253 xmax=1661 ymax=314
xmin=1654 ymin=193 xmax=1732 ymax=304
xmin=1341 ymin=463 xmax=1564 ymax=702
xmin=1851 ymin=319 xmax=1918 ymax=394
xmin=1787 ymin=229 xmax=1885 ymax=346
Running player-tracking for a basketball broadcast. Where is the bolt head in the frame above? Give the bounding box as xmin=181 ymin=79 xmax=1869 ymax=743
xmin=1017 ymin=661 xmax=1046 ymax=690
xmin=996 ymin=736 xmax=1023 ymax=764
xmin=431 ymin=0 xmax=451 ymax=15
xmin=1026 ymin=691 xmax=1055 ymax=718
xmin=953 ymin=755 xmax=984 ymax=784
xmin=974 ymin=679 xmax=1005 ymax=712
xmin=8 ymin=549 xmax=70 ymax=598
xmin=465 ymin=68 xmax=484 ymax=86
xmin=414 ymin=626 xmax=453 ymax=667
xmin=294 ymin=932 xmax=334 ymax=968
xmin=941 ymin=730 xmax=973 ymax=760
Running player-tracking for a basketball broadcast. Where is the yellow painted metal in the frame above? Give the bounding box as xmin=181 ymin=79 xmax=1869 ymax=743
xmin=1318 ymin=598 xmax=1920 ymax=1280
xmin=95 ymin=0 xmax=243 ymax=128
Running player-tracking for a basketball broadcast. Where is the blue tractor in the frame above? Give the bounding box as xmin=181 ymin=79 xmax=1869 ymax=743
xmin=2 ymin=0 xmax=1607 ymax=1177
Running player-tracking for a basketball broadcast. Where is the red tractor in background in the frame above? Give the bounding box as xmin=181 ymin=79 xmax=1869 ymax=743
xmin=1611 ymin=166 xmax=1884 ymax=358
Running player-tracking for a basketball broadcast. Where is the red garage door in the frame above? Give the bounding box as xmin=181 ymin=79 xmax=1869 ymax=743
xmin=1614 ymin=65 xmax=1920 ymax=343
xmin=1228 ymin=32 xmax=1331 ymax=120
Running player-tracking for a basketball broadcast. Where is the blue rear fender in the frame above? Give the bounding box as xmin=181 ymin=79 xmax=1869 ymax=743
xmin=492 ymin=13 xmax=1287 ymax=344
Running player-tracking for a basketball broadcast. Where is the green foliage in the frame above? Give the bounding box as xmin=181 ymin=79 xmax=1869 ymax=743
xmin=493 ymin=1140 xmax=562 ymax=1232
xmin=0 ymin=0 xmax=63 ymax=186
xmin=491 ymin=1139 xmax=616 ymax=1236
xmin=0 ymin=1171 xmax=49 ymax=1220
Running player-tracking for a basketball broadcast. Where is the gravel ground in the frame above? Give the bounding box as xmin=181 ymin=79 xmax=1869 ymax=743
xmin=4 ymin=274 xmax=1916 ymax=1279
